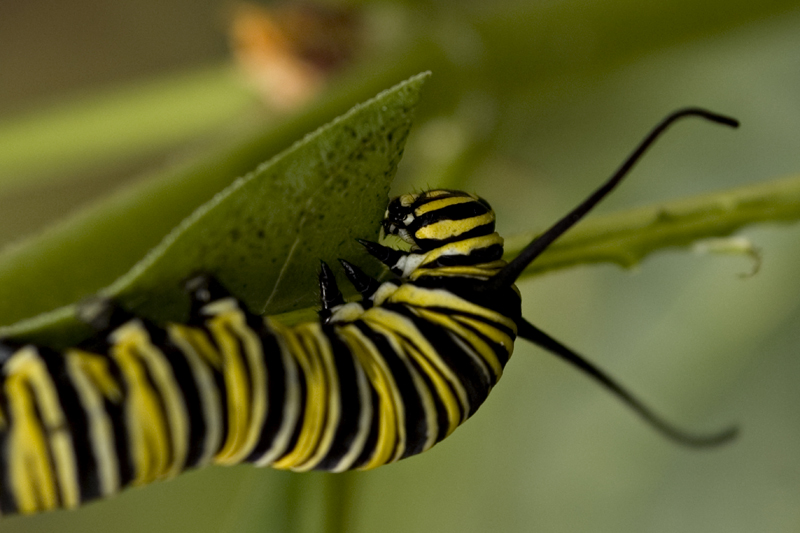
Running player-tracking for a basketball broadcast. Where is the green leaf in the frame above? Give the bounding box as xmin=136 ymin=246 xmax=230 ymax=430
xmin=0 ymin=75 xmax=407 ymax=330
xmin=1 ymin=72 xmax=430 ymax=346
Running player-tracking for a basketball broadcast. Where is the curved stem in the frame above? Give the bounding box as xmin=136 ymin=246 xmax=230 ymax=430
xmin=490 ymin=108 xmax=739 ymax=290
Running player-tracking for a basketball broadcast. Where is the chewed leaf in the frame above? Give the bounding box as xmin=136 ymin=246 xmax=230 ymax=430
xmin=693 ymin=237 xmax=761 ymax=278
xmin=2 ymin=72 xmax=429 ymax=345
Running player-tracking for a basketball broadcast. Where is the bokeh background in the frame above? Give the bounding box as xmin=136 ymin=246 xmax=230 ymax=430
xmin=2 ymin=0 xmax=800 ymax=532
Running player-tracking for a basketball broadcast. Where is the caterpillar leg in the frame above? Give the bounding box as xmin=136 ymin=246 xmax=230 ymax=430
xmin=75 ymin=296 xmax=134 ymax=333
xmin=184 ymin=273 xmax=234 ymax=317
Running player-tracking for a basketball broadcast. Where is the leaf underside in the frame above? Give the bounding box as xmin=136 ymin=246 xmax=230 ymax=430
xmin=2 ymin=73 xmax=430 ymax=347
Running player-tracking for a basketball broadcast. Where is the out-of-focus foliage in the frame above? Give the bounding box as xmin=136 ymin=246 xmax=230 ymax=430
xmin=1 ymin=1 xmax=800 ymax=533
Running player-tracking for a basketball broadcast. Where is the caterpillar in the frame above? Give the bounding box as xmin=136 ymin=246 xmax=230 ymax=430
xmin=0 ymin=108 xmax=740 ymax=516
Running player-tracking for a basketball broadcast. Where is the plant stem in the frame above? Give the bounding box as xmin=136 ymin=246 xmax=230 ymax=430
xmin=506 ymin=174 xmax=800 ymax=278
xmin=323 ymin=473 xmax=356 ymax=533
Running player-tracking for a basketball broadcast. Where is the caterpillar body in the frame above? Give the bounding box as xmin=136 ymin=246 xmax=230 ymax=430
xmin=0 ymin=109 xmax=739 ymax=516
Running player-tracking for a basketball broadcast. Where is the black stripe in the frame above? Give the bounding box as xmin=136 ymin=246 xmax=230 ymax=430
xmin=376 ymin=305 xmax=459 ymax=443
xmin=189 ymin=322 xmax=229 ymax=458
xmin=429 ymin=307 xmax=515 ymax=368
xmin=419 ymin=242 xmax=504 ymax=269
xmin=245 ymin=320 xmax=289 ymax=463
xmin=352 ymin=321 xmax=430 ymax=459
xmin=349 ymin=386 xmax=380 ymax=469
xmin=40 ymin=348 xmax=102 ymax=504
xmin=150 ymin=325 xmax=208 ymax=470
xmin=388 ymin=304 xmax=491 ymax=418
xmin=413 ymin=200 xmax=490 ymax=230
xmin=102 ymin=356 xmax=133 ymax=489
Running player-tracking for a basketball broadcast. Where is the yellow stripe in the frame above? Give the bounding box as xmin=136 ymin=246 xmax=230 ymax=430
xmin=171 ymin=324 xmax=223 ymax=369
xmin=388 ymin=284 xmax=515 ymax=384
xmin=413 ymin=195 xmax=474 ymax=216
xmin=206 ymin=313 xmax=252 ymax=462
xmin=129 ymin=326 xmax=188 ymax=479
xmin=6 ymin=356 xmax=58 ymax=513
xmin=412 ymin=233 xmax=504 ymax=269
xmin=389 ymin=283 xmax=516 ymax=331
xmin=452 ymin=314 xmax=515 ymax=367
xmin=109 ymin=324 xmax=174 ymax=485
xmin=270 ymin=325 xmax=330 ymax=469
xmin=206 ymin=301 xmax=267 ymax=465
xmin=4 ymin=347 xmax=78 ymax=512
xmin=338 ymin=324 xmax=403 ymax=469
xmin=364 ymin=307 xmax=465 ymax=440
xmin=413 ymin=309 xmax=497 ymax=380
xmin=415 ymin=212 xmax=495 ymax=242
xmin=364 ymin=321 xmax=439 ymax=454
xmin=136 ymin=341 xmax=189 ymax=478
xmin=410 ymin=264 xmax=504 ymax=280
xmin=415 ymin=309 xmax=512 ymax=380
xmin=400 ymin=341 xmax=463 ymax=435
xmin=292 ymin=323 xmax=342 ymax=471
xmin=397 ymin=193 xmax=417 ymax=207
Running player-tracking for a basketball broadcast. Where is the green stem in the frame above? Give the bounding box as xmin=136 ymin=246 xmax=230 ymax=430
xmin=323 ymin=473 xmax=356 ymax=533
xmin=507 ymin=174 xmax=800 ymax=278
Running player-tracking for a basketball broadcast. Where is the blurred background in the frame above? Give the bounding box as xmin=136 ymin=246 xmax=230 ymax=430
xmin=2 ymin=0 xmax=800 ymax=532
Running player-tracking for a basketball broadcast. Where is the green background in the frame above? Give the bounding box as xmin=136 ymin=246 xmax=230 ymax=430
xmin=1 ymin=1 xmax=800 ymax=532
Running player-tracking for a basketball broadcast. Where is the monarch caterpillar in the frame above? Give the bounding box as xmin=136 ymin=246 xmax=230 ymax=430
xmin=0 ymin=108 xmax=739 ymax=516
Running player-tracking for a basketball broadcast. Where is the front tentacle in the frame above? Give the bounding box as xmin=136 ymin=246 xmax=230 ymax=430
xmin=338 ymin=259 xmax=381 ymax=306
xmin=318 ymin=261 xmax=345 ymax=324
xmin=357 ymin=239 xmax=408 ymax=276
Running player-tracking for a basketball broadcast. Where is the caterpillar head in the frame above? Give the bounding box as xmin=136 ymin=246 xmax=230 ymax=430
xmin=382 ymin=189 xmax=495 ymax=251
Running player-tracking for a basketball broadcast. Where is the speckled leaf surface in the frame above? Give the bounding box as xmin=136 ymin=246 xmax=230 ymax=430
xmin=2 ymin=73 xmax=428 ymax=345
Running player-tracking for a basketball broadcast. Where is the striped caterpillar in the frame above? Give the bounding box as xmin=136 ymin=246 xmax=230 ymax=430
xmin=0 ymin=108 xmax=738 ymax=515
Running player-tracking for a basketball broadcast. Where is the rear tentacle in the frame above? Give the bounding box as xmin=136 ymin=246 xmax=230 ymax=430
xmin=516 ymin=317 xmax=738 ymax=447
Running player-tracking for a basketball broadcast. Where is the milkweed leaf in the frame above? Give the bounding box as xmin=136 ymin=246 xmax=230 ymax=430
xmin=2 ymin=72 xmax=430 ymax=346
